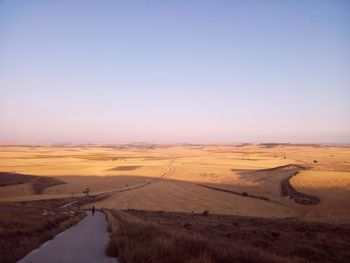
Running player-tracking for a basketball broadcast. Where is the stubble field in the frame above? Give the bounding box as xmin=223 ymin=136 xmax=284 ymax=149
xmin=0 ymin=144 xmax=349 ymax=224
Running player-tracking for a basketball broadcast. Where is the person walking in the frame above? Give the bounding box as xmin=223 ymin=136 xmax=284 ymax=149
xmin=92 ymin=205 xmax=95 ymax=216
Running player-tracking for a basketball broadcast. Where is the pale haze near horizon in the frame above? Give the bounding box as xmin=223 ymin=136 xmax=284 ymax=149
xmin=0 ymin=0 xmax=349 ymax=144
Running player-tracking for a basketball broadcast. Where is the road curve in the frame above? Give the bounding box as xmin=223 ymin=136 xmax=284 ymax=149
xmin=18 ymin=211 xmax=116 ymax=263
xmin=113 ymin=159 xmax=174 ymax=193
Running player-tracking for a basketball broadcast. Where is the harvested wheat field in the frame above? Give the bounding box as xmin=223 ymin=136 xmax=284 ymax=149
xmin=1 ymin=144 xmax=350 ymax=223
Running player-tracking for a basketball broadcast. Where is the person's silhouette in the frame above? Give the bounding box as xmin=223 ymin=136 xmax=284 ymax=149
xmin=92 ymin=206 xmax=95 ymax=216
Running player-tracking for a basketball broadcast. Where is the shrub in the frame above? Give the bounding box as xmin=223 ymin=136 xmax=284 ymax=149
xmin=202 ymin=210 xmax=209 ymax=216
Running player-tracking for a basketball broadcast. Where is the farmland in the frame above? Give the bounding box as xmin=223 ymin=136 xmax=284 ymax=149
xmin=0 ymin=144 xmax=349 ymax=224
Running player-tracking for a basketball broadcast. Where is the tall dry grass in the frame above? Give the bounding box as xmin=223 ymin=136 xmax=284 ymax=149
xmin=104 ymin=210 xmax=306 ymax=263
xmin=0 ymin=198 xmax=84 ymax=263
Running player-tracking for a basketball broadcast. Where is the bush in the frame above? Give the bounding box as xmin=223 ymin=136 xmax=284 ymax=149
xmin=201 ymin=210 xmax=209 ymax=216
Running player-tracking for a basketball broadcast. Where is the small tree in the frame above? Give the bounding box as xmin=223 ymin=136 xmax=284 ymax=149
xmin=83 ymin=187 xmax=90 ymax=197
xmin=201 ymin=210 xmax=209 ymax=216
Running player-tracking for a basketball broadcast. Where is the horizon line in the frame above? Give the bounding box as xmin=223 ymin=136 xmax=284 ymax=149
xmin=0 ymin=141 xmax=349 ymax=147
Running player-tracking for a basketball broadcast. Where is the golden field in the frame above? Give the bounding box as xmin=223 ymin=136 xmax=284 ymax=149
xmin=0 ymin=144 xmax=349 ymax=223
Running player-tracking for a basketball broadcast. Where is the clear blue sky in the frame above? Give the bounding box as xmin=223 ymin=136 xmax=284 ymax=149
xmin=0 ymin=0 xmax=349 ymax=143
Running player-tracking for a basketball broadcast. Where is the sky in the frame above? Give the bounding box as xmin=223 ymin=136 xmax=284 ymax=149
xmin=0 ymin=0 xmax=349 ymax=144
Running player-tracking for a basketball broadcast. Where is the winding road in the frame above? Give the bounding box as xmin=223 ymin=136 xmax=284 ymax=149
xmin=18 ymin=161 xmax=175 ymax=263
xmin=113 ymin=159 xmax=174 ymax=193
xmin=18 ymin=211 xmax=117 ymax=263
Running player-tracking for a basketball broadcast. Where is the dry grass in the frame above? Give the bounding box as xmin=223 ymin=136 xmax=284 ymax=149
xmin=104 ymin=209 xmax=306 ymax=263
xmin=291 ymin=170 xmax=350 ymax=223
xmin=0 ymin=198 xmax=85 ymax=263
xmin=105 ymin=209 xmax=350 ymax=263
xmin=0 ymin=192 xmax=112 ymax=263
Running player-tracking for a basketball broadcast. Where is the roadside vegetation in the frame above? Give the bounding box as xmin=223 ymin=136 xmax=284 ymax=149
xmin=0 ymin=198 xmax=84 ymax=263
xmin=105 ymin=209 xmax=350 ymax=263
xmin=0 ymin=191 xmax=113 ymax=263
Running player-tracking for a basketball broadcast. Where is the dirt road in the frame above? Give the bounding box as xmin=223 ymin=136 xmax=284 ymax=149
xmin=113 ymin=159 xmax=174 ymax=193
xmin=18 ymin=211 xmax=116 ymax=263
